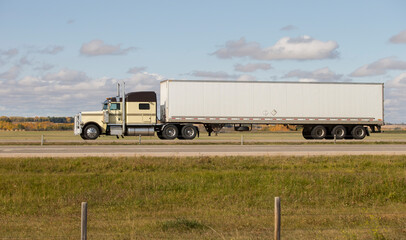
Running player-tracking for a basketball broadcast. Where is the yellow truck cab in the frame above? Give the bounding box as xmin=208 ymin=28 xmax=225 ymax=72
xmin=75 ymin=91 xmax=158 ymax=140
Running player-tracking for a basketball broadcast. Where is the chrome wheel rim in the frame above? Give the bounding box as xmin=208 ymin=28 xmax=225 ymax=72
xmin=185 ymin=127 xmax=194 ymax=137
xmin=355 ymin=128 xmax=364 ymax=137
xmin=166 ymin=127 xmax=176 ymax=138
xmin=86 ymin=127 xmax=98 ymax=139
xmin=336 ymin=128 xmax=345 ymax=137
xmin=316 ymin=128 xmax=325 ymax=137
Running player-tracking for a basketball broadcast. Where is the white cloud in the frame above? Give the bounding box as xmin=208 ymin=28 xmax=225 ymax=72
xmin=39 ymin=46 xmax=64 ymax=55
xmin=125 ymin=72 xmax=164 ymax=93
xmin=386 ymin=72 xmax=406 ymax=88
xmin=350 ymin=57 xmax=406 ymax=77
xmin=234 ymin=63 xmax=272 ymax=72
xmin=1 ymin=48 xmax=19 ymax=58
xmin=385 ymin=73 xmax=406 ymax=123
xmin=236 ymin=74 xmax=256 ymax=81
xmin=0 ymin=68 xmax=166 ymax=116
xmin=284 ymin=67 xmax=343 ymax=81
xmin=212 ymin=36 xmax=339 ymax=60
xmin=280 ymin=25 xmax=297 ymax=31
xmin=34 ymin=63 xmax=54 ymax=72
xmin=127 ymin=66 xmax=147 ymax=74
xmin=0 ymin=48 xmax=19 ymax=66
xmin=43 ymin=69 xmax=90 ymax=84
xmin=0 ymin=66 xmax=21 ymax=80
xmin=189 ymin=70 xmax=239 ymax=80
xmin=80 ymin=39 xmax=135 ymax=56
xmin=389 ymin=30 xmax=406 ymax=44
xmin=189 ymin=70 xmax=256 ymax=81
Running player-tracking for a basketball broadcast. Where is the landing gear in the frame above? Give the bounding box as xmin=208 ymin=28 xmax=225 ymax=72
xmin=204 ymin=124 xmax=224 ymax=136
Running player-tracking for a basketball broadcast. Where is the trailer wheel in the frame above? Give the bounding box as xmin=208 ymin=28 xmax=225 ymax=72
xmin=162 ymin=124 xmax=178 ymax=140
xmin=311 ymin=125 xmax=327 ymax=139
xmin=302 ymin=126 xmax=313 ymax=140
xmin=83 ymin=124 xmax=100 ymax=140
xmin=351 ymin=125 xmax=367 ymax=139
xmin=181 ymin=125 xmax=197 ymax=140
xmin=331 ymin=125 xmax=346 ymax=139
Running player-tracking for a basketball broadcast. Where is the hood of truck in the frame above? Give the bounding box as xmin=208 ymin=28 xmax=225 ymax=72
xmin=81 ymin=111 xmax=103 ymax=115
xmin=79 ymin=111 xmax=106 ymax=134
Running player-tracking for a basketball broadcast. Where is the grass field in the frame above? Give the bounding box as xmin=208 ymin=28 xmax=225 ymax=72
xmin=1 ymin=155 xmax=405 ymax=239
xmin=0 ymin=130 xmax=405 ymax=145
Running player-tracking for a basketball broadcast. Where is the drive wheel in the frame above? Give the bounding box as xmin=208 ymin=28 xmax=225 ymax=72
xmin=351 ymin=125 xmax=367 ymax=139
xmin=331 ymin=125 xmax=346 ymax=139
xmin=181 ymin=125 xmax=197 ymax=140
xmin=162 ymin=124 xmax=178 ymax=140
xmin=311 ymin=125 xmax=327 ymax=139
xmin=83 ymin=124 xmax=100 ymax=140
xmin=302 ymin=126 xmax=313 ymax=140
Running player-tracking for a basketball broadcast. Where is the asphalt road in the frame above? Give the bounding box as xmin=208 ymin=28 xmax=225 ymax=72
xmin=0 ymin=144 xmax=406 ymax=157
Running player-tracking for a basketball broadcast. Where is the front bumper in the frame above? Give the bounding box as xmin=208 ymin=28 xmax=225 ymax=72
xmin=74 ymin=113 xmax=82 ymax=135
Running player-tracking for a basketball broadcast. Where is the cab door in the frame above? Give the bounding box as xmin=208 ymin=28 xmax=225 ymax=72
xmin=138 ymin=102 xmax=156 ymax=124
xmin=109 ymin=102 xmax=122 ymax=124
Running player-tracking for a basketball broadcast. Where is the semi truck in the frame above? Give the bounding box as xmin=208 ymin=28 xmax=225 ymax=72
xmin=74 ymin=80 xmax=384 ymax=140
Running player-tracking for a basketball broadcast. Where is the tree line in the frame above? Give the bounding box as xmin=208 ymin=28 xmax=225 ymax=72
xmin=0 ymin=116 xmax=74 ymax=131
xmin=0 ymin=116 xmax=73 ymax=123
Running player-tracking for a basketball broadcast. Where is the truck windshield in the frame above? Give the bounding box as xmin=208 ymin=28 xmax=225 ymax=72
xmin=103 ymin=103 xmax=108 ymax=110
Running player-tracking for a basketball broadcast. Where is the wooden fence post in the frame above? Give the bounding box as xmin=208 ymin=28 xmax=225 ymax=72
xmin=241 ymin=135 xmax=244 ymax=145
xmin=81 ymin=202 xmax=87 ymax=240
xmin=139 ymin=135 xmax=141 ymax=145
xmin=41 ymin=135 xmax=44 ymax=146
xmin=274 ymin=197 xmax=281 ymax=240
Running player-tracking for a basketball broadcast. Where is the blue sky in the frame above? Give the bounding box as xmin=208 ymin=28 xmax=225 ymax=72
xmin=1 ymin=0 xmax=406 ymax=123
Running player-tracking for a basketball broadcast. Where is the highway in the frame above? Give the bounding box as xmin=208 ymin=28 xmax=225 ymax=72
xmin=0 ymin=144 xmax=405 ymax=157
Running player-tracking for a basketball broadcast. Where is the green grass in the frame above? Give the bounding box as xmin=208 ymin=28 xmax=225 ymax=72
xmin=0 ymin=155 xmax=405 ymax=239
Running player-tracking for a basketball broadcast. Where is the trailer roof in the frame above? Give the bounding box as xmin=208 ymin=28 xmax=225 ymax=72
xmin=160 ymin=79 xmax=384 ymax=86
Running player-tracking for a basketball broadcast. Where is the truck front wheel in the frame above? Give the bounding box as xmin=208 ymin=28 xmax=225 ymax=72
xmin=83 ymin=124 xmax=100 ymax=140
xmin=162 ymin=124 xmax=178 ymax=140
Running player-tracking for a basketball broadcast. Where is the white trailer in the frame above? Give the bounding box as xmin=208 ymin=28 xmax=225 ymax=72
xmin=160 ymin=80 xmax=383 ymax=139
xmin=75 ymin=80 xmax=384 ymax=140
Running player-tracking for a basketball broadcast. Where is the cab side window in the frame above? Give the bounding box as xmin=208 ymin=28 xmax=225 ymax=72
xmin=139 ymin=103 xmax=150 ymax=110
xmin=110 ymin=103 xmax=121 ymax=110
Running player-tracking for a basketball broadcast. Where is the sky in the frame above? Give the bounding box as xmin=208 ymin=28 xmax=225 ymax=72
xmin=0 ymin=0 xmax=406 ymax=123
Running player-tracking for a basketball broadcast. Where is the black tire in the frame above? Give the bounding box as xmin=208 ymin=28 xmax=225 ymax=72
xmin=181 ymin=125 xmax=197 ymax=140
xmin=302 ymin=126 xmax=313 ymax=140
xmin=311 ymin=125 xmax=327 ymax=139
xmin=331 ymin=125 xmax=346 ymax=139
xmin=83 ymin=124 xmax=100 ymax=140
xmin=162 ymin=124 xmax=178 ymax=140
xmin=157 ymin=131 xmax=165 ymax=140
xmin=351 ymin=125 xmax=367 ymax=139
xmin=80 ymin=133 xmax=88 ymax=140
